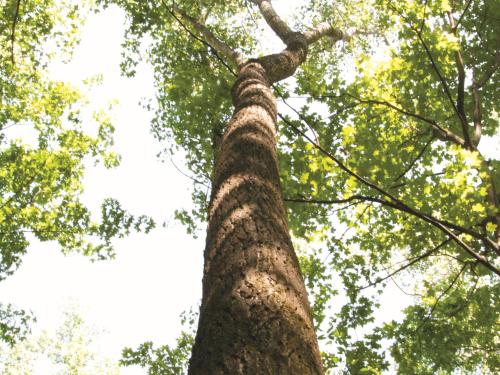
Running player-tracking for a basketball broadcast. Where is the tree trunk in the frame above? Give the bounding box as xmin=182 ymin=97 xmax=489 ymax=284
xmin=188 ymin=60 xmax=323 ymax=374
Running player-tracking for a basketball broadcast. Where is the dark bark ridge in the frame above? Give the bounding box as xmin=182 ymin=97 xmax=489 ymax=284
xmin=188 ymin=60 xmax=323 ymax=374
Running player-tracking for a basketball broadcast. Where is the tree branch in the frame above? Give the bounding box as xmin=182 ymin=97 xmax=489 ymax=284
xmin=10 ymin=0 xmax=21 ymax=65
xmin=251 ymin=0 xmax=352 ymax=47
xmin=471 ymin=77 xmax=482 ymax=146
xmin=167 ymin=2 xmax=245 ymax=67
xmin=447 ymin=11 xmax=471 ymax=148
xmin=394 ymin=135 xmax=434 ymax=181
xmin=250 ymin=0 xmax=294 ymax=43
xmin=415 ymin=263 xmax=467 ymax=334
xmin=278 ymin=108 xmax=499 ymax=275
xmin=304 ymin=22 xmax=350 ymax=45
xmin=343 ymin=93 xmax=466 ymax=147
xmin=359 ymin=238 xmax=453 ymax=291
xmin=390 ymin=4 xmax=473 ymax=148
xmin=452 ymin=0 xmax=473 ymax=31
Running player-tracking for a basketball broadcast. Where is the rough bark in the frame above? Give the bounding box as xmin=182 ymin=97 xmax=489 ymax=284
xmin=188 ymin=60 xmax=323 ymax=374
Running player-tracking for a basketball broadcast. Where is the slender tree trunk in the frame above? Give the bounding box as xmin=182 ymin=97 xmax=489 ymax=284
xmin=188 ymin=60 xmax=323 ymax=374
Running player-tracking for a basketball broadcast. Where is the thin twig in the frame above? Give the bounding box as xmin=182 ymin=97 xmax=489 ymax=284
xmin=390 ymin=4 xmax=472 ymax=148
xmin=414 ymin=263 xmax=467 ymax=333
xmin=358 ymin=238 xmax=452 ymax=291
xmin=394 ymin=135 xmax=434 ymax=181
xmin=170 ymin=157 xmax=210 ymax=188
xmin=453 ymin=0 xmax=473 ymax=31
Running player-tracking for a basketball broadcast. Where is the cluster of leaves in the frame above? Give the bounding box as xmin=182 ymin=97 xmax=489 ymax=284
xmin=0 ymin=303 xmax=34 ymax=347
xmin=0 ymin=0 xmax=153 ymax=345
xmin=120 ymin=309 xmax=197 ymax=375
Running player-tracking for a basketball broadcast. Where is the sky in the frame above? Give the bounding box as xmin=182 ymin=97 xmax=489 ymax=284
xmin=4 ymin=1 xmax=498 ymax=373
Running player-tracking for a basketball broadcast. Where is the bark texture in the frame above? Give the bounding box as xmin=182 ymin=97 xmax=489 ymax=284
xmin=188 ymin=61 xmax=323 ymax=374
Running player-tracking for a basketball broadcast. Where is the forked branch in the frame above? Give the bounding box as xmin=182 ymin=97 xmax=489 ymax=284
xmin=251 ymin=0 xmax=350 ymax=47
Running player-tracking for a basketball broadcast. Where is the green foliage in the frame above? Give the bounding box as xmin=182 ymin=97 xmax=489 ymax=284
xmin=120 ymin=309 xmax=196 ymax=374
xmin=0 ymin=0 xmax=154 ymax=344
xmin=0 ymin=304 xmax=34 ymax=347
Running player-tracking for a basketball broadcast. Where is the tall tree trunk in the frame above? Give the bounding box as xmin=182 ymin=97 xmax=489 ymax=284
xmin=188 ymin=60 xmax=323 ymax=374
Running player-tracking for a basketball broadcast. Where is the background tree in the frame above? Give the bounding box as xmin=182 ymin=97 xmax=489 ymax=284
xmin=0 ymin=0 xmax=154 ymax=345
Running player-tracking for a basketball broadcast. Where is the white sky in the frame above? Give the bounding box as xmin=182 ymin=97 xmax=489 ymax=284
xmin=5 ymin=1 xmax=497 ymax=374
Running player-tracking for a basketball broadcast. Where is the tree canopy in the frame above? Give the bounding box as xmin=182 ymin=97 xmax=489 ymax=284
xmin=1 ymin=0 xmax=499 ymax=374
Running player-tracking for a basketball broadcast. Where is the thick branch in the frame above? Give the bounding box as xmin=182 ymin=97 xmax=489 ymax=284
xmin=250 ymin=0 xmax=294 ymax=43
xmin=447 ymin=11 xmax=471 ymax=148
xmin=304 ymin=22 xmax=348 ymax=45
xmin=171 ymin=4 xmax=245 ymax=66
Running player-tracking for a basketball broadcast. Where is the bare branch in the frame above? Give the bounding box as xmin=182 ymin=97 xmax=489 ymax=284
xmin=250 ymin=0 xmax=294 ymax=43
xmin=251 ymin=1 xmax=351 ymax=48
xmin=170 ymin=3 xmax=245 ymax=66
xmin=304 ymin=22 xmax=349 ymax=45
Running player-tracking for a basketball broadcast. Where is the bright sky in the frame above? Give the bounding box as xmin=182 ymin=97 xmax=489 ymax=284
xmin=6 ymin=1 xmax=496 ymax=373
